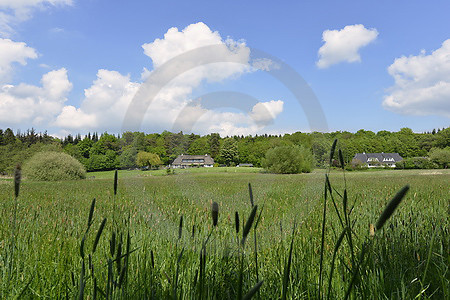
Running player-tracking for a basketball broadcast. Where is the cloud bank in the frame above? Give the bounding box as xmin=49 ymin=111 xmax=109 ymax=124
xmin=1 ymin=22 xmax=284 ymax=136
xmin=383 ymin=39 xmax=450 ymax=117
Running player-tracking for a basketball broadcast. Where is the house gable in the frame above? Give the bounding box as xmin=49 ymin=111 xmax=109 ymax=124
xmin=352 ymin=152 xmax=403 ymax=168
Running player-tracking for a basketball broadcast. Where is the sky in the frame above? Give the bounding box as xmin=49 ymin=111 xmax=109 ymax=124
xmin=0 ymin=0 xmax=449 ymax=137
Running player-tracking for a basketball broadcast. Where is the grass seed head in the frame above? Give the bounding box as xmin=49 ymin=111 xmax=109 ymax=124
xmin=211 ymin=202 xmax=219 ymax=227
xmin=113 ymin=169 xmax=118 ymax=195
xmin=329 ymin=139 xmax=338 ymax=165
xmin=235 ymin=211 xmax=240 ymax=234
xmin=241 ymin=205 xmax=258 ymax=246
xmin=369 ymin=223 xmax=375 ymax=237
xmin=178 ymin=215 xmax=183 ymax=239
xmin=14 ymin=164 xmax=21 ymax=198
xmin=376 ymin=185 xmax=410 ymax=230
xmin=248 ymin=183 xmax=254 ymax=207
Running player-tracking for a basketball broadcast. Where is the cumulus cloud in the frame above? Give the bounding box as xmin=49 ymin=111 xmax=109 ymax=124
xmin=383 ymin=39 xmax=450 ymax=117
xmin=54 ymin=22 xmax=284 ymax=135
xmin=249 ymin=100 xmax=284 ymax=126
xmin=317 ymin=24 xmax=378 ymax=68
xmin=0 ymin=0 xmax=72 ymax=37
xmin=1 ymin=22 xmax=284 ymax=135
xmin=0 ymin=68 xmax=72 ymax=125
xmin=55 ymin=69 xmax=139 ymax=130
xmin=0 ymin=38 xmax=37 ymax=83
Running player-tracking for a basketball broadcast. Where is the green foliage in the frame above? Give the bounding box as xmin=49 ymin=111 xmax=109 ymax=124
xmin=136 ymin=151 xmax=162 ymax=169
xmin=119 ymin=146 xmax=138 ymax=169
xmin=84 ymin=149 xmax=118 ymax=171
xmin=23 ymin=151 xmax=86 ymax=181
xmin=219 ymin=138 xmax=239 ymax=166
xmin=429 ymin=147 xmax=450 ymax=168
xmin=396 ymin=157 xmax=438 ymax=169
xmin=262 ymin=144 xmax=314 ymax=174
xmin=1 ymin=127 xmax=449 ymax=173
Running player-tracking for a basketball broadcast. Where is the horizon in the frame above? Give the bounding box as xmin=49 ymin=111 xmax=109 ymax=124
xmin=5 ymin=126 xmax=448 ymax=140
xmin=0 ymin=1 xmax=449 ymax=137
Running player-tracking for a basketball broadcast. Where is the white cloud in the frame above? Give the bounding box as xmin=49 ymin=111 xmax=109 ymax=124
xmin=249 ymin=100 xmax=284 ymax=125
xmin=54 ymin=105 xmax=97 ymax=129
xmin=0 ymin=68 xmax=71 ymax=125
xmin=383 ymin=39 xmax=450 ymax=117
xmin=53 ymin=22 xmax=284 ymax=135
xmin=141 ymin=22 xmax=251 ymax=86
xmin=0 ymin=38 xmax=37 ymax=83
xmin=0 ymin=0 xmax=72 ymax=37
xmin=55 ymin=69 xmax=139 ymax=130
xmin=317 ymin=24 xmax=378 ymax=68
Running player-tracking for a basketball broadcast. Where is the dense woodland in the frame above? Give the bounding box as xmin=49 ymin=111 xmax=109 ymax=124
xmin=0 ymin=127 xmax=448 ymax=174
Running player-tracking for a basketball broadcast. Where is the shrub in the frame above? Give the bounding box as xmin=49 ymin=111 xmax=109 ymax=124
xmin=23 ymin=151 xmax=86 ymax=181
xmin=396 ymin=157 xmax=437 ymax=169
xmin=262 ymin=145 xmax=314 ymax=174
xmin=429 ymin=147 xmax=450 ymax=168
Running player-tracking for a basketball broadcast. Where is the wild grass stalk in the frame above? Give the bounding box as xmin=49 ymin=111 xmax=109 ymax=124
xmin=8 ymin=165 xmax=21 ymax=279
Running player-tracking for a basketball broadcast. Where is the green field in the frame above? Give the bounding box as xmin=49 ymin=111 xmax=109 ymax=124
xmin=1 ymin=168 xmax=448 ymax=299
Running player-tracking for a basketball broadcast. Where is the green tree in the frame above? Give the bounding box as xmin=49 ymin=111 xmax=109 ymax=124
xmin=119 ymin=146 xmax=138 ymax=169
xmin=429 ymin=147 xmax=450 ymax=168
xmin=188 ymin=137 xmax=209 ymax=155
xmin=262 ymin=145 xmax=314 ymax=174
xmin=219 ymin=138 xmax=239 ymax=166
xmin=3 ymin=128 xmax=15 ymax=144
xmin=208 ymin=133 xmax=221 ymax=159
xmin=77 ymin=138 xmax=94 ymax=158
xmin=136 ymin=151 xmax=162 ymax=169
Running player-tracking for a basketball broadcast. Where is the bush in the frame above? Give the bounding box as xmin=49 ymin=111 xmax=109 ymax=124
xmin=262 ymin=145 xmax=314 ymax=174
xmin=23 ymin=151 xmax=86 ymax=181
xmin=395 ymin=157 xmax=438 ymax=169
xmin=429 ymin=147 xmax=450 ymax=168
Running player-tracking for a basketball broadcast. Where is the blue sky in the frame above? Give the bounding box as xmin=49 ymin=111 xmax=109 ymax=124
xmin=0 ymin=0 xmax=449 ymax=137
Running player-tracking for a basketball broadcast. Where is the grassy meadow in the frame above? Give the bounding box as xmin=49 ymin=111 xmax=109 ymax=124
xmin=0 ymin=167 xmax=448 ymax=299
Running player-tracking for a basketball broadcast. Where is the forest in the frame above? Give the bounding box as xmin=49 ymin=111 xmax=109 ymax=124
xmin=0 ymin=127 xmax=448 ymax=174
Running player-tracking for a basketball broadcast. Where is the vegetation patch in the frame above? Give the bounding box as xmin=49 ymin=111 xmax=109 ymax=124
xmin=262 ymin=144 xmax=314 ymax=173
xmin=23 ymin=151 xmax=86 ymax=181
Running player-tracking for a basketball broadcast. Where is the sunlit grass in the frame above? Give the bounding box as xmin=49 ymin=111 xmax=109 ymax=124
xmin=0 ymin=169 xmax=448 ymax=298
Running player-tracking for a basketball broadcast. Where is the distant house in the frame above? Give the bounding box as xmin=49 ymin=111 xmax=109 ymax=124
xmin=352 ymin=152 xmax=403 ymax=168
xmin=171 ymin=154 xmax=214 ymax=168
xmin=237 ymin=163 xmax=254 ymax=167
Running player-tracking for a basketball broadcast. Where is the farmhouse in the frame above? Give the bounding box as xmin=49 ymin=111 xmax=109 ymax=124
xmin=352 ymin=152 xmax=403 ymax=168
xmin=171 ymin=154 xmax=214 ymax=168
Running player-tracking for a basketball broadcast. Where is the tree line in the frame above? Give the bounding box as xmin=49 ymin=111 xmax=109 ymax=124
xmin=0 ymin=127 xmax=448 ymax=174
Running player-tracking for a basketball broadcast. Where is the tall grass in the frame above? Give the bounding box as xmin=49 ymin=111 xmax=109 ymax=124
xmin=0 ymin=150 xmax=448 ymax=298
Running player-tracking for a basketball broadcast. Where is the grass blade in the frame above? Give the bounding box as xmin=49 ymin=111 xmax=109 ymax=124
xmin=282 ymin=224 xmax=296 ymax=300
xmin=78 ymin=260 xmax=85 ymax=300
xmin=93 ymin=218 xmax=107 ymax=253
xmin=327 ymin=227 xmax=348 ymax=300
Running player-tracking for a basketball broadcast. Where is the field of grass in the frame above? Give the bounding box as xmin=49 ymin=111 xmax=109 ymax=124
xmin=0 ymin=167 xmax=448 ymax=299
